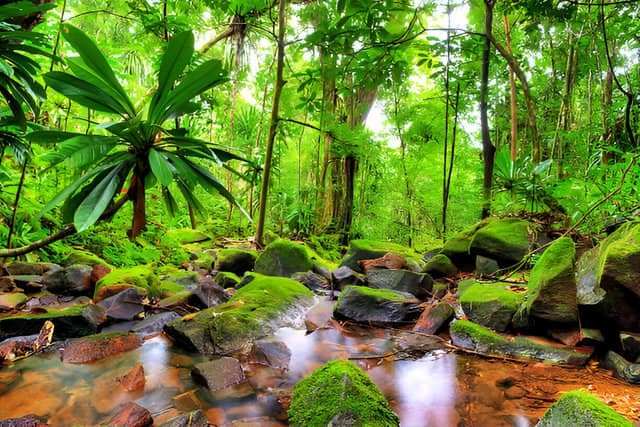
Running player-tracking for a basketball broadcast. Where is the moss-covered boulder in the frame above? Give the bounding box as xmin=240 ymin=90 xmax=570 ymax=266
xmin=423 ymin=254 xmax=458 ymax=278
xmin=64 ymin=250 xmax=110 ymax=267
xmin=288 ymin=360 xmax=399 ymax=427
xmin=333 ymin=285 xmax=422 ymax=325
xmin=0 ymin=304 xmax=106 ymax=340
xmin=469 ymin=218 xmax=536 ymax=265
xmin=536 ymin=390 xmax=632 ymax=427
xmin=214 ymin=248 xmax=258 ymax=276
xmin=94 ymin=266 xmax=160 ymax=301
xmin=254 ymin=239 xmax=314 ymax=277
xmin=164 ymin=228 xmax=211 ymax=245
xmin=159 ymin=270 xmax=200 ymax=291
xmin=520 ymin=237 xmax=578 ymax=325
xmin=459 ymin=280 xmax=524 ymax=331
xmin=450 ymin=320 xmax=591 ymax=365
xmin=340 ymin=239 xmax=423 ymax=273
xmin=214 ymin=271 xmax=241 ymax=288
xmin=365 ymin=268 xmax=433 ymax=298
xmin=164 ymin=273 xmax=313 ymax=355
xmin=442 ymin=220 xmax=492 ymax=268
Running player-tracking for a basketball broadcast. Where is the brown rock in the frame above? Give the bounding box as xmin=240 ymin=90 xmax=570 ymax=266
xmin=92 ymin=264 xmax=112 ymax=284
xmin=413 ymin=301 xmax=454 ymax=334
xmin=0 ymin=277 xmax=16 ymax=292
xmin=95 ymin=284 xmax=136 ymax=302
xmin=5 ymin=262 xmax=58 ymax=276
xmin=191 ymin=357 xmax=246 ymax=391
xmin=62 ymin=333 xmax=141 ymax=364
xmin=359 ymin=253 xmax=407 ymax=273
xmin=203 ymin=408 xmax=225 ymax=425
xmin=119 ymin=363 xmax=145 ymax=392
xmin=107 ymin=402 xmax=152 ymax=427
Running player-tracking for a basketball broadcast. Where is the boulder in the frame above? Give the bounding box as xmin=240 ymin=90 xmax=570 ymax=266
xmin=64 ymin=250 xmax=110 ymax=267
xmin=191 ymin=277 xmax=229 ymax=307
xmin=107 ymin=402 xmax=153 ymax=427
xmin=450 ymin=320 xmax=591 ymax=365
xmin=213 ymin=271 xmax=241 ymax=289
xmin=332 ymin=266 xmax=364 ymax=290
xmin=291 ymin=271 xmax=329 ymax=292
xmin=130 ymin=312 xmax=181 ymax=336
xmin=333 ymin=285 xmax=422 ymax=325
xmin=620 ymin=332 xmax=640 ymax=361
xmin=249 ymin=339 xmax=291 ymax=369
xmin=41 ymin=264 xmax=93 ymax=296
xmin=94 ymin=266 xmax=159 ymax=302
xmin=359 ymin=253 xmax=408 ymax=273
xmin=469 ymin=218 xmax=536 ymax=265
xmin=459 ymin=280 xmax=524 ymax=331
xmin=0 ymin=304 xmax=105 ymax=340
xmin=366 ymin=268 xmax=433 ymax=299
xmin=62 ymin=332 xmax=141 ymax=363
xmin=423 ymin=254 xmax=458 ymax=278
xmin=98 ymin=288 xmax=145 ymax=320
xmin=442 ymin=220 xmax=491 ymax=268
xmin=340 ymin=240 xmax=423 ymax=273
xmin=288 ymin=360 xmax=399 ymax=427
xmin=156 ymin=410 xmax=209 ymax=427
xmin=603 ymin=351 xmax=640 ymax=384
xmin=164 ymin=273 xmax=313 ymax=355
xmin=535 ymin=390 xmax=632 ymax=427
xmin=5 ymin=262 xmax=58 ymax=276
xmin=413 ymin=301 xmax=454 ymax=334
xmin=254 ymin=239 xmax=314 ymax=277
xmin=119 ymin=363 xmax=145 ymax=391
xmin=520 ymin=237 xmax=578 ymax=325
xmin=475 ymin=255 xmax=500 ymax=277
xmin=191 ymin=357 xmax=246 ymax=391
xmin=215 ymin=249 xmax=258 ymax=276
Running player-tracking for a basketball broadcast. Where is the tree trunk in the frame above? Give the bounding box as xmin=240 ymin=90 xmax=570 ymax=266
xmin=503 ymin=15 xmax=518 ymax=162
xmin=254 ymin=0 xmax=287 ymax=246
xmin=481 ymin=0 xmax=496 ymax=219
xmin=129 ymin=168 xmax=147 ymax=239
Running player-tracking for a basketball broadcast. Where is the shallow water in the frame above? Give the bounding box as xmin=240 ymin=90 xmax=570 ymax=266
xmin=1 ymin=317 xmax=639 ymax=426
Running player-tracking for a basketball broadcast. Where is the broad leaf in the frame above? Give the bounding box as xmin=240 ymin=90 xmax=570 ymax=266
xmin=74 ymin=163 xmax=126 ymax=232
xmin=150 ymin=31 xmax=194 ymax=116
xmin=149 ymin=148 xmax=173 ymax=185
xmin=44 ymin=71 xmax=126 ymax=115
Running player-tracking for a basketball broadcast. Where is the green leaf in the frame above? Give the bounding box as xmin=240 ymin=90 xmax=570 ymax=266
xmin=150 ymin=31 xmax=194 ymax=116
xmin=149 ymin=148 xmax=173 ymax=186
xmin=41 ymin=135 xmax=119 ymax=169
xmin=161 ymin=185 xmax=179 ymax=217
xmin=27 ymin=130 xmax=86 ymax=144
xmin=0 ymin=84 xmax=25 ymax=128
xmin=44 ymin=71 xmax=127 ymax=115
xmin=0 ymin=58 xmax=14 ymax=77
xmin=74 ymin=163 xmax=127 ymax=232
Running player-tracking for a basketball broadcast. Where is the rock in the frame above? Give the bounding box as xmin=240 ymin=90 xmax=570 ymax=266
xmin=191 ymin=357 xmax=246 ymax=391
xmin=98 ymin=288 xmax=145 ymax=320
xmin=191 ymin=277 xmax=228 ymax=308
xmin=423 ymin=254 xmax=458 ymax=278
xmin=0 ymin=292 xmax=28 ymax=310
xmin=164 ymin=273 xmax=313 ymax=355
xmin=214 ymin=271 xmax=241 ymax=289
xmin=442 ymin=220 xmax=491 ymax=269
xmin=469 ymin=218 xmax=536 ymax=265
xmin=254 ymin=239 xmax=314 ymax=277
xmin=365 ymin=268 xmax=433 ymax=299
xmin=160 ymin=270 xmax=200 ymax=291
xmin=249 ymin=339 xmax=291 ymax=369
xmin=41 ymin=264 xmax=93 ymax=295
xmin=94 ymin=266 xmax=160 ymax=302
xmin=64 ymin=250 xmax=110 ymax=267
xmin=215 ymin=248 xmax=258 ymax=276
xmin=194 ymin=249 xmax=216 ymax=270
xmin=450 ymin=320 xmax=592 ymax=365
xmin=119 ymin=363 xmax=145 ymax=391
xmin=288 ymin=360 xmax=399 ymax=427
xmin=130 ymin=312 xmax=180 ymax=335
xmin=520 ymin=237 xmax=578 ymax=325
xmin=0 ymin=417 xmax=47 ymax=427
xmin=5 ymin=262 xmax=58 ymax=276
xmin=62 ymin=332 xmax=141 ymax=363
xmin=620 ymin=332 xmax=640 ymax=361
xmin=291 ymin=271 xmax=329 ymax=292
xmin=107 ymin=402 xmax=153 ymax=427
xmin=459 ymin=280 xmax=524 ymax=331
xmin=550 ymin=328 xmax=604 ymax=346
xmin=0 ymin=277 xmax=16 ymax=292
xmin=535 ymin=390 xmax=632 ymax=427
xmin=603 ymin=351 xmax=640 ymax=384
xmin=333 ymin=285 xmax=422 ymax=325
xmin=504 ymin=385 xmax=527 ymax=399
xmin=156 ymin=410 xmax=209 ymax=427
xmin=413 ymin=301 xmax=454 ymax=334
xmin=341 ymin=239 xmax=423 ymax=273
xmin=91 ymin=264 xmax=112 ymax=284
xmin=164 ymin=228 xmax=211 ymax=244
xmin=331 ymin=266 xmax=364 ymax=290
xmin=475 ymin=255 xmax=500 ymax=277
xmin=0 ymin=304 xmax=105 ymax=340
xmin=359 ymin=253 xmax=408 ymax=273
xmin=304 ymin=299 xmax=334 ymax=332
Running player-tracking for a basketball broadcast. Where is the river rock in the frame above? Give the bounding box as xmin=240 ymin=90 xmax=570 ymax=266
xmin=5 ymin=262 xmax=58 ymax=276
xmin=62 ymin=332 xmax=141 ymax=363
xmin=620 ymin=332 xmax=640 ymax=361
xmin=423 ymin=254 xmax=458 ymax=278
xmin=156 ymin=410 xmax=209 ymax=427
xmin=603 ymin=351 xmax=640 ymax=384
xmin=98 ymin=288 xmax=145 ymax=320
xmin=130 ymin=311 xmax=180 ymax=336
xmin=107 ymin=402 xmax=153 ymax=427
xmin=0 ymin=304 xmax=105 ymax=340
xmin=119 ymin=362 xmax=145 ymax=391
xmin=291 ymin=271 xmax=329 ymax=292
xmin=333 ymin=285 xmax=422 ymax=325
xmin=191 ymin=276 xmax=229 ymax=307
xmin=288 ymin=360 xmax=399 ymax=426
xmin=214 ymin=271 xmax=241 ymax=289
xmin=254 ymin=239 xmax=314 ymax=277
xmin=366 ymin=268 xmax=433 ymax=299
xmin=164 ymin=274 xmax=313 ymax=355
xmin=331 ymin=266 xmax=364 ymax=290
xmin=469 ymin=218 xmax=536 ymax=265
xmin=359 ymin=253 xmax=408 ymax=273
xmin=450 ymin=320 xmax=591 ymax=365
xmin=249 ymin=339 xmax=291 ymax=369
xmin=459 ymin=280 xmax=523 ymax=331
xmin=191 ymin=357 xmax=246 ymax=391
xmin=41 ymin=264 xmax=93 ymax=295
xmin=413 ymin=301 xmax=454 ymax=334
xmin=215 ymin=248 xmax=258 ymax=276
xmin=340 ymin=239 xmax=423 ymax=273
xmin=535 ymin=390 xmax=632 ymax=426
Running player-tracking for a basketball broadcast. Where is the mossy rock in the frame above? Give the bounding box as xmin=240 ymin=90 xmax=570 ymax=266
xmin=0 ymin=292 xmax=28 ymax=309
xmin=160 ymin=270 xmax=200 ymax=291
xmin=469 ymin=218 xmax=536 ymax=265
xmin=254 ymin=239 xmax=328 ymax=277
xmin=333 ymin=285 xmax=422 ymax=325
xmin=288 ymin=360 xmax=399 ymax=427
xmin=366 ymin=268 xmax=433 ymax=299
xmin=423 ymin=253 xmax=458 ymax=278
xmin=214 ymin=249 xmax=258 ymax=276
xmin=340 ymin=239 xmax=423 ymax=273
xmin=459 ymin=280 xmax=524 ymax=331
xmin=163 ymin=228 xmax=211 ymax=245
xmin=94 ymin=266 xmax=160 ymax=301
xmin=64 ymin=250 xmax=111 ymax=268
xmin=214 ymin=271 xmax=241 ymax=288
xmin=164 ymin=273 xmax=314 ymax=355
xmin=442 ymin=219 xmax=494 ymax=267
xmin=450 ymin=320 xmax=591 ymax=365
xmin=519 ymin=237 xmax=577 ymax=325
xmin=536 ymin=390 xmax=632 ymax=427
xmin=0 ymin=304 xmax=106 ymax=340
xmin=195 ymin=249 xmax=217 ymax=270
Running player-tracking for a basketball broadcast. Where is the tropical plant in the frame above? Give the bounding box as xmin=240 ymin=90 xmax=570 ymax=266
xmin=29 ymin=24 xmax=249 ymax=239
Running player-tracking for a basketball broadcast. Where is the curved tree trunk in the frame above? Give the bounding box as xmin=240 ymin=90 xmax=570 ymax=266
xmin=480 ymin=0 xmax=496 ymax=219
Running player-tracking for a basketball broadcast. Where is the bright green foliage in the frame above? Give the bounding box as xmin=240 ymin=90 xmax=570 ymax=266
xmin=536 ymin=391 xmax=632 ymax=427
xmin=64 ymin=249 xmax=111 ymax=267
xmin=459 ymin=280 xmax=524 ymax=331
xmin=288 ymin=360 xmax=399 ymax=427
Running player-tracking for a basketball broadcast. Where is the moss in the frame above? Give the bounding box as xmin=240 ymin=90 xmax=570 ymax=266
xmin=158 ymin=290 xmax=192 ymax=307
xmin=163 ymin=228 xmax=211 ymax=245
xmin=442 ymin=219 xmax=494 ymax=258
xmin=602 ymin=222 xmax=640 ymax=289
xmin=214 ymin=248 xmax=258 ymax=275
xmin=0 ymin=304 xmax=104 ymax=340
xmin=64 ymin=249 xmax=111 ymax=267
xmin=214 ymin=271 xmax=241 ymax=288
xmin=336 ymin=285 xmax=412 ymax=305
xmin=460 ymin=281 xmax=522 ymax=307
xmin=288 ymin=360 xmax=399 ymax=427
xmin=450 ymin=319 xmax=511 ymax=348
xmin=537 ymin=390 xmax=632 ymax=427
xmin=469 ymin=218 xmax=535 ymax=263
xmin=423 ymin=253 xmax=458 ymax=277
xmin=94 ymin=265 xmax=160 ymax=300
xmin=254 ymin=239 xmax=315 ymax=277
xmin=459 ymin=280 xmax=523 ymax=330
xmin=341 ymin=239 xmax=423 ymax=272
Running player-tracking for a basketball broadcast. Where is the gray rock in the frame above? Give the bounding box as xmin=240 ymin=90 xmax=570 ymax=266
xmin=131 ymin=311 xmax=180 ymax=335
xmin=42 ymin=264 xmax=93 ymax=296
xmin=292 ymin=271 xmax=329 ymax=292
xmin=191 ymin=357 xmax=247 ymax=391
xmin=191 ymin=277 xmax=229 ymax=308
xmin=603 ymin=351 xmax=640 ymax=384
xmin=332 ymin=266 xmax=364 ymax=290
xmin=250 ymin=339 xmax=291 ymax=369
xmin=333 ymin=285 xmax=422 ymax=325
xmin=366 ymin=268 xmax=433 ymax=299
xmin=98 ymin=288 xmax=145 ymax=320
xmin=475 ymin=255 xmax=500 ymax=278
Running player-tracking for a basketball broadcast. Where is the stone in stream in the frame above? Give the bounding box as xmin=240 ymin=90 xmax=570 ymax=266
xmin=291 ymin=271 xmax=329 ymax=292
xmin=156 ymin=410 xmax=209 ymax=427
xmin=62 ymin=332 xmax=141 ymax=363
xmin=535 ymin=390 xmax=632 ymax=427
xmin=620 ymin=332 xmax=640 ymax=361
xmin=191 ymin=357 xmax=246 ymax=391
xmin=0 ymin=417 xmax=47 ymax=427
xmin=248 ymin=339 xmax=291 ymax=369
xmin=331 ymin=266 xmax=364 ymax=290
xmin=413 ymin=301 xmax=454 ymax=334
xmin=304 ymin=299 xmax=335 ymax=332
xmin=191 ymin=276 xmax=229 ymax=308
xmin=98 ymin=287 xmax=145 ymax=320
xmin=119 ymin=362 xmax=145 ymax=392
xmin=603 ymin=351 xmax=640 ymax=384
xmin=366 ymin=268 xmax=433 ymax=299
xmin=458 ymin=279 xmax=524 ymax=331
xmin=164 ymin=273 xmax=313 ymax=355
xmin=450 ymin=320 xmax=592 ymax=365
xmin=0 ymin=303 xmax=106 ymax=340
xmin=254 ymin=239 xmax=314 ymax=277
xmin=288 ymin=360 xmax=399 ymax=427
xmin=107 ymin=402 xmax=153 ymax=427
xmin=423 ymin=253 xmax=458 ymax=278
xmin=333 ymin=285 xmax=422 ymax=325
xmin=130 ymin=311 xmax=181 ymax=336
xmin=340 ymin=239 xmax=423 ymax=273
xmin=215 ymin=248 xmax=258 ymax=276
